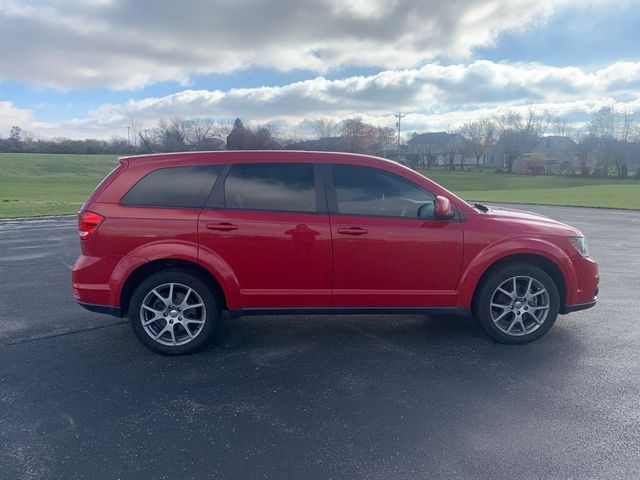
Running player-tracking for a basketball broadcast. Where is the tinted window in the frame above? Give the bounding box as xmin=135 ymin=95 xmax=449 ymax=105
xmin=332 ymin=165 xmax=435 ymax=218
xmin=121 ymin=165 xmax=221 ymax=208
xmin=224 ymin=163 xmax=316 ymax=212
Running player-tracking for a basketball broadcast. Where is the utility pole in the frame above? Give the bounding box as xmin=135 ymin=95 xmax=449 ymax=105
xmin=127 ymin=126 xmax=131 ymax=146
xmin=395 ymin=113 xmax=405 ymax=147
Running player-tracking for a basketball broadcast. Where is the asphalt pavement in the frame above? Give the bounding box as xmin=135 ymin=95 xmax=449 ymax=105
xmin=1 ymin=205 xmax=639 ymax=479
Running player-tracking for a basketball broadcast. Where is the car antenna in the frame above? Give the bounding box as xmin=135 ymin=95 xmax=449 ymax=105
xmin=138 ymin=132 xmax=154 ymax=153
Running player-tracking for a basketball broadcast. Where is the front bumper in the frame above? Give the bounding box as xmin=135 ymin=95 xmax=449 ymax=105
xmin=76 ymin=301 xmax=123 ymax=317
xmin=560 ymin=296 xmax=597 ymax=314
xmin=565 ymin=255 xmax=599 ymax=309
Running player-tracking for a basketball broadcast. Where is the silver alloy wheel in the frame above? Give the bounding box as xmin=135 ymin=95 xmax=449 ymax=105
xmin=489 ymin=275 xmax=550 ymax=336
xmin=140 ymin=283 xmax=206 ymax=346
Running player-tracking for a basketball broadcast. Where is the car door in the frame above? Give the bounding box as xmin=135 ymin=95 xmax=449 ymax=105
xmin=198 ymin=162 xmax=332 ymax=309
xmin=326 ymin=164 xmax=463 ymax=308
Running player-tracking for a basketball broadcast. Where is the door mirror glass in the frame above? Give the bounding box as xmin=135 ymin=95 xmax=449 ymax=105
xmin=417 ymin=202 xmax=435 ymax=218
xmin=434 ymin=195 xmax=454 ymax=219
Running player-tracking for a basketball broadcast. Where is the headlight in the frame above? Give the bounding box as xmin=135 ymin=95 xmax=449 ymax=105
xmin=568 ymin=236 xmax=589 ymax=257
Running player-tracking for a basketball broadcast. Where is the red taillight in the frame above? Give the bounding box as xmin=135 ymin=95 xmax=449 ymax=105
xmin=78 ymin=211 xmax=104 ymax=239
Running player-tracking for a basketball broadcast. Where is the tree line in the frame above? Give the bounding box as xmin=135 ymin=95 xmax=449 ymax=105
xmin=418 ymin=106 xmax=639 ymax=177
xmin=2 ymin=105 xmax=638 ymax=177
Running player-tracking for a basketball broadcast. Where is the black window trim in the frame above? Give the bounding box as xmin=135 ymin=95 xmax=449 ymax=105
xmin=204 ymin=162 xmax=328 ymax=215
xmin=324 ymin=163 xmax=460 ymax=221
xmin=120 ymin=164 xmax=223 ymax=210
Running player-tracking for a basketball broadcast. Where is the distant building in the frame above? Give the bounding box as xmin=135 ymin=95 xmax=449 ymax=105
xmin=486 ymin=134 xmax=539 ymax=171
xmin=378 ymin=142 xmax=407 ymax=163
xmin=527 ymin=136 xmax=579 ymax=174
xmin=407 ymin=132 xmax=474 ymax=168
xmin=487 ymin=135 xmax=580 ymax=174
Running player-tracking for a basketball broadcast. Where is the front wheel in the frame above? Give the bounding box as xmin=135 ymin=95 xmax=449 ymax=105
xmin=129 ymin=269 xmax=220 ymax=355
xmin=473 ymin=264 xmax=560 ymax=344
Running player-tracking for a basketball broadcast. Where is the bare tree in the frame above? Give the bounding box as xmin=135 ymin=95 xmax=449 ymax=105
xmin=128 ymin=117 xmax=146 ymax=149
xmin=588 ymin=106 xmax=639 ymax=176
xmin=494 ymin=108 xmax=550 ymax=172
xmin=157 ymin=117 xmax=187 ymax=152
xmin=374 ymin=126 xmax=396 ymax=146
xmin=312 ymin=118 xmax=337 ymax=139
xmin=340 ymin=117 xmax=377 ymax=153
xmin=574 ymin=130 xmax=597 ymax=176
xmin=551 ymin=116 xmax=573 ymax=137
xmin=184 ymin=118 xmax=225 ymax=150
xmin=458 ymin=118 xmax=495 ymax=166
xmin=620 ymin=109 xmax=638 ymax=143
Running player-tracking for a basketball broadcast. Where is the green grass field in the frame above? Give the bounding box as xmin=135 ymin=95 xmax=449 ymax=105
xmin=0 ymin=153 xmax=119 ymax=218
xmin=418 ymin=168 xmax=640 ymax=210
xmin=0 ymin=153 xmax=639 ymax=218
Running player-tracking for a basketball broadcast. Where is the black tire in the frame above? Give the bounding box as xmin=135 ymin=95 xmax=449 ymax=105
xmin=472 ymin=263 xmax=560 ymax=344
xmin=129 ymin=269 xmax=220 ymax=355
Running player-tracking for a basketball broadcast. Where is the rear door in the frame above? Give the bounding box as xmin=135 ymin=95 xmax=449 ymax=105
xmin=326 ymin=164 xmax=464 ymax=307
xmin=198 ymin=162 xmax=332 ymax=309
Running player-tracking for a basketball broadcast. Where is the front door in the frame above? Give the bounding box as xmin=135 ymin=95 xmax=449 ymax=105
xmin=327 ymin=164 xmax=464 ymax=307
xmin=198 ymin=162 xmax=332 ymax=309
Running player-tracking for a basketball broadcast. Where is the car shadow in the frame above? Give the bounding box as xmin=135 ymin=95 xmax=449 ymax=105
xmin=201 ymin=311 xmax=584 ymax=377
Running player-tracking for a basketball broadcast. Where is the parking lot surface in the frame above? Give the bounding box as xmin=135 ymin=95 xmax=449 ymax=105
xmin=1 ymin=204 xmax=639 ymax=479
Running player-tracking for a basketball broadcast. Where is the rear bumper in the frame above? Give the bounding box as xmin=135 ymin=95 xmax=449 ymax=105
xmin=77 ymin=301 xmax=123 ymax=317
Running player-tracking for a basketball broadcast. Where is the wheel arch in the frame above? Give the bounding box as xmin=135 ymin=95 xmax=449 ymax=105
xmin=470 ymin=253 xmax=567 ymax=311
xmin=119 ymin=259 xmax=227 ymax=317
xmin=456 ymin=237 xmax=576 ymax=311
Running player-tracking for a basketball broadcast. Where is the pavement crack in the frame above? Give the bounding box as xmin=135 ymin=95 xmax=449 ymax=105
xmin=4 ymin=320 xmax=129 ymax=347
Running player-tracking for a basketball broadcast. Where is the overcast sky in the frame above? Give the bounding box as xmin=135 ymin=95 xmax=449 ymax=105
xmin=1 ymin=0 xmax=639 ymax=139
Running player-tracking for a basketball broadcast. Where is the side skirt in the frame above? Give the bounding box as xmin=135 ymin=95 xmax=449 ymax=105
xmin=228 ymin=306 xmax=470 ymax=319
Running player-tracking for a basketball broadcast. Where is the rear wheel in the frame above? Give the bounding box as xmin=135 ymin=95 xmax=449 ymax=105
xmin=473 ymin=263 xmax=560 ymax=344
xmin=129 ymin=269 xmax=220 ymax=355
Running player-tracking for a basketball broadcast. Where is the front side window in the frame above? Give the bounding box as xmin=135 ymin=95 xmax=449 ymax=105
xmin=121 ymin=165 xmax=221 ymax=208
xmin=332 ymin=165 xmax=435 ymax=218
xmin=224 ymin=163 xmax=317 ymax=213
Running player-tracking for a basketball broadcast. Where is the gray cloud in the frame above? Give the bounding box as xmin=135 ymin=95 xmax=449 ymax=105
xmin=88 ymin=60 xmax=640 ymax=121
xmin=3 ymin=59 xmax=640 ymax=138
xmin=0 ymin=0 xmax=582 ymax=89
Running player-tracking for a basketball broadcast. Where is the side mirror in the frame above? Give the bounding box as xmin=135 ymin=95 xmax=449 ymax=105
xmin=417 ymin=202 xmax=435 ymax=218
xmin=434 ymin=195 xmax=455 ymax=219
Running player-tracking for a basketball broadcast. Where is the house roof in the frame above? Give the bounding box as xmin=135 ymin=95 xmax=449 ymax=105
xmin=487 ymin=134 xmax=539 ymax=156
xmin=407 ymin=132 xmax=461 ymax=145
xmin=535 ymin=135 xmax=578 ymax=154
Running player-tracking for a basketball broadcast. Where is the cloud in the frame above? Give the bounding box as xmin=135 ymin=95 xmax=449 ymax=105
xmin=0 ymin=101 xmax=34 ymax=128
xmin=2 ymin=59 xmax=640 ymax=138
xmin=0 ymin=0 xmax=585 ymax=89
xmin=79 ymin=60 xmax=640 ymax=121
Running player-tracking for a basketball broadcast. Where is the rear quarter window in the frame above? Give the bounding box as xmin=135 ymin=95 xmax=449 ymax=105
xmin=120 ymin=165 xmax=221 ymax=208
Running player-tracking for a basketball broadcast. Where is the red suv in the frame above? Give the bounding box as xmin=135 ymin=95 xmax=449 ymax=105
xmin=72 ymin=151 xmax=598 ymax=354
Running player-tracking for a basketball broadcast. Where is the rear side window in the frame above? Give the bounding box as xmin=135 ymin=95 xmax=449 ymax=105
xmin=224 ymin=163 xmax=316 ymax=212
xmin=331 ymin=164 xmax=434 ymax=218
xmin=121 ymin=165 xmax=221 ymax=208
